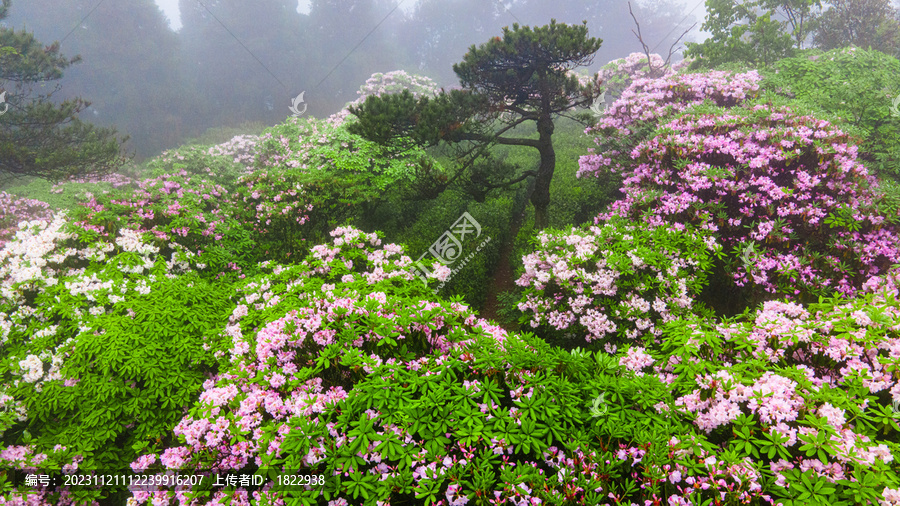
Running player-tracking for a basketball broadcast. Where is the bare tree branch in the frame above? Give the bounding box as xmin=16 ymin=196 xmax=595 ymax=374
xmin=628 ymin=1 xmax=696 ymax=73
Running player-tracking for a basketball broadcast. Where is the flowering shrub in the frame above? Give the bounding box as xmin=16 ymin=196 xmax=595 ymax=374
xmin=327 ymin=70 xmax=441 ymax=127
xmin=1 ymin=171 xmax=137 ymax=234
xmin=0 ymin=192 xmax=52 ymax=248
xmin=204 ymin=134 xmax=260 ymax=168
xmin=7 ymin=57 xmax=900 ymax=506
xmin=144 ymin=140 xmax=256 ymax=191
xmin=515 ymin=216 xmax=720 ymax=347
xmin=124 ymin=259 xmax=900 ymax=506
xmin=70 ymin=169 xmax=257 ymax=279
xmin=250 ymin=116 xmax=430 ymax=247
xmin=578 ymin=69 xmax=762 ymax=178
xmin=231 ymin=169 xmax=313 ymax=263
xmin=579 ymin=68 xmax=900 ymax=310
xmin=122 ymin=226 xmax=769 ymax=506
xmin=6 ymin=216 xmax=900 ymax=506
xmin=597 ymin=100 xmax=900 ymax=308
xmin=592 ymin=53 xmax=692 ymax=106
xmin=653 ymin=266 xmax=900 ymax=506
xmin=123 ymin=226 xmax=513 ymax=505
xmin=0 ymin=212 xmax=233 ymax=505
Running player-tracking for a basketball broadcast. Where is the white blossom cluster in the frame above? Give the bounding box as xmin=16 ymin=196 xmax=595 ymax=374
xmin=0 ymin=392 xmax=27 ymax=423
xmin=0 ymin=215 xmax=73 ymax=300
xmin=64 ymin=273 xmax=114 ymax=301
xmin=115 ymin=228 xmax=160 ymax=256
xmin=17 ymin=354 xmax=43 ymax=383
xmin=0 ymin=313 xmax=12 ymax=345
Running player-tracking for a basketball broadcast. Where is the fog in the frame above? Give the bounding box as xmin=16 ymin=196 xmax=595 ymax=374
xmin=0 ymin=0 xmax=703 ymax=159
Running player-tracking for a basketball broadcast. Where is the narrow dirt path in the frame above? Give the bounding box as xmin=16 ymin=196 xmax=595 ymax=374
xmin=479 ymin=208 xmax=526 ymax=330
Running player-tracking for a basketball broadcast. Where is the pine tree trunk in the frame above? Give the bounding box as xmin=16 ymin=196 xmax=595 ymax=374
xmin=531 ymin=112 xmax=555 ymax=230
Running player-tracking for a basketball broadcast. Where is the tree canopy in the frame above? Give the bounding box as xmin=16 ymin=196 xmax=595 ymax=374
xmin=348 ymin=20 xmax=602 ymax=229
xmin=686 ymin=0 xmax=900 ymax=69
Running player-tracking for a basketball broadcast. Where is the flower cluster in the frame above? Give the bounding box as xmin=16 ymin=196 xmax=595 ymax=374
xmin=653 ymin=267 xmax=900 ymax=501
xmin=205 ymin=134 xmax=260 ymax=167
xmin=515 ymin=216 xmax=719 ymax=346
xmin=327 ymin=70 xmax=441 ymax=127
xmin=0 ymin=192 xmax=53 ymax=249
xmin=0 ymin=195 xmax=236 ymax=505
xmin=578 ymin=69 xmax=761 ymax=177
xmin=593 ymin=53 xmax=692 ymax=104
xmin=593 ymin=99 xmax=900 ymax=304
xmin=70 ymin=169 xmax=255 ymax=277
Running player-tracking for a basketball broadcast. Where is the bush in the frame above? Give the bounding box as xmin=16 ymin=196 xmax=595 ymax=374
xmin=0 ymin=213 xmax=233 ymax=505
xmin=249 ymin=116 xmax=432 ymax=244
xmin=595 ymin=53 xmax=692 ymax=105
xmin=578 ymin=69 xmax=763 ymax=179
xmin=605 ymin=100 xmax=900 ymax=311
xmin=580 ymin=68 xmax=900 ymax=313
xmin=120 ymin=257 xmax=900 ymax=506
xmin=142 ymin=140 xmax=255 ymax=191
xmin=515 ymin=216 xmax=720 ymax=349
xmin=122 ymin=226 xmax=515 ymax=505
xmin=181 ymin=122 xmax=266 ymax=151
xmin=653 ymin=267 xmax=900 ymax=506
xmin=760 ymin=47 xmax=900 ymax=182
xmin=0 ymin=192 xmax=52 ymax=249
xmin=70 ymin=170 xmax=258 ymax=279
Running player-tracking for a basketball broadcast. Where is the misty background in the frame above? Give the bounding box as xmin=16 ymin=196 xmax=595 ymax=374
xmin=0 ymin=0 xmax=706 ymax=159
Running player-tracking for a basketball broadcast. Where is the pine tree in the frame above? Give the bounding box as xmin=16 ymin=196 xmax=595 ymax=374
xmin=0 ymin=0 xmax=126 ymax=184
xmin=349 ymin=20 xmax=602 ymax=230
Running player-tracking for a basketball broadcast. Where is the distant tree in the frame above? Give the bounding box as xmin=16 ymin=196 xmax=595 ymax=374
xmin=406 ymin=0 xmax=698 ymax=84
xmin=306 ymin=0 xmax=403 ymax=109
xmin=686 ymin=0 xmax=822 ymax=68
xmin=348 ymin=21 xmax=602 ymax=230
xmin=404 ymin=0 xmax=507 ymax=84
xmin=179 ymin=0 xmax=308 ymax=130
xmin=814 ymin=0 xmax=900 ymax=54
xmin=0 ymin=0 xmax=126 ymax=184
xmin=5 ymin=0 xmax=186 ymax=158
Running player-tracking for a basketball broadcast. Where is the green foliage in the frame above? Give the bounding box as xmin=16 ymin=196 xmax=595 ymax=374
xmin=452 ymin=20 xmax=601 ymax=108
xmin=760 ymin=46 xmax=900 ymax=181
xmin=544 ymin=118 xmax=622 ymax=228
xmin=652 ymin=284 xmax=900 ymax=506
xmin=401 ymin=195 xmax=510 ymax=309
xmin=874 ymin=178 xmax=900 ymax=224
xmin=141 ymin=144 xmax=253 ymax=193
xmin=814 ymin=0 xmax=900 ymax=55
xmin=0 ymin=222 xmax=232 ymax=504
xmin=250 ymin=117 xmax=429 ymax=249
xmin=269 ymin=330 xmax=699 ymax=505
xmin=686 ymin=0 xmax=820 ymax=69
